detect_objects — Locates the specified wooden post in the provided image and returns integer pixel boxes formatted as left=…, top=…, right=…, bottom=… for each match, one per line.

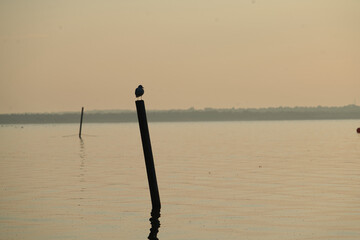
left=136, top=100, right=161, bottom=210
left=79, top=107, right=84, bottom=139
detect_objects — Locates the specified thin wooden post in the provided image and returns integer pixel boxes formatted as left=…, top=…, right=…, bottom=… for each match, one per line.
left=136, top=100, right=161, bottom=210
left=79, top=107, right=84, bottom=139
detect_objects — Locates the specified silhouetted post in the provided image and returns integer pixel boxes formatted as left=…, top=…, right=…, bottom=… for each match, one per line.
left=136, top=100, right=161, bottom=210
left=79, top=107, right=84, bottom=139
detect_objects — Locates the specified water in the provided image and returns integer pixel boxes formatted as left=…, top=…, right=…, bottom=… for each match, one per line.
left=0, top=120, right=359, bottom=239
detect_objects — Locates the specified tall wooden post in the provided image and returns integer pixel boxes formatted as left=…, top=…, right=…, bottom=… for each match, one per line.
left=136, top=100, right=161, bottom=210
left=79, top=107, right=84, bottom=139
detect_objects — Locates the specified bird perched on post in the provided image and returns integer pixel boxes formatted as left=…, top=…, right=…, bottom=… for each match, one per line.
left=135, top=85, right=144, bottom=99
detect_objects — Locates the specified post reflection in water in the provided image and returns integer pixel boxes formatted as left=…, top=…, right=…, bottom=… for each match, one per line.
left=79, top=139, right=86, bottom=176
left=79, top=139, right=86, bottom=201
left=148, top=208, right=161, bottom=240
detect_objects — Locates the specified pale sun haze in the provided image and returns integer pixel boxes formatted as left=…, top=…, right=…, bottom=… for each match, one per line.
left=0, top=0, right=359, bottom=113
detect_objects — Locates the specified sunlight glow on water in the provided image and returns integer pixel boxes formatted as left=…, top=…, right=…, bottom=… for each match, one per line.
left=1, top=121, right=359, bottom=239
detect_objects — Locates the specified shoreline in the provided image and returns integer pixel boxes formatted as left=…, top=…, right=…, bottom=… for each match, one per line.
left=1, top=105, right=360, bottom=124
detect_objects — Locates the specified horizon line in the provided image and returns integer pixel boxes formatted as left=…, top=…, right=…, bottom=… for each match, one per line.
left=1, top=104, right=359, bottom=115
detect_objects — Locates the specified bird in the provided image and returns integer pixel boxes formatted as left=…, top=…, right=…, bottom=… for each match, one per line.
left=135, top=85, right=144, bottom=99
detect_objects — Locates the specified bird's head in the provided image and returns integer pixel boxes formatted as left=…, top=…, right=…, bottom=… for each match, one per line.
left=138, top=85, right=144, bottom=89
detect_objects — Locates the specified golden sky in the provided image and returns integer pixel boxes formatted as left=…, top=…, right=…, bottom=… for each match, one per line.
left=0, top=0, right=359, bottom=113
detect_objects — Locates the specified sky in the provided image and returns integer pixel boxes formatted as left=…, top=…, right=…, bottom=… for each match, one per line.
left=0, top=0, right=359, bottom=113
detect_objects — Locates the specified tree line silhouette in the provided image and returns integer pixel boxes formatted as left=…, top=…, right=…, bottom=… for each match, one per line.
left=1, top=105, right=360, bottom=124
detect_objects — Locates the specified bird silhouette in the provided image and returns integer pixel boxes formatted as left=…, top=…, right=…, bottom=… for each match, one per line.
left=135, top=85, right=144, bottom=99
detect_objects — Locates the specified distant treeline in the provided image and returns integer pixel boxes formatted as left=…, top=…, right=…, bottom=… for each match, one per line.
left=1, top=105, right=360, bottom=124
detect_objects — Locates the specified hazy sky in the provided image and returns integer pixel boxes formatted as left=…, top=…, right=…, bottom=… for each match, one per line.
left=1, top=0, right=359, bottom=113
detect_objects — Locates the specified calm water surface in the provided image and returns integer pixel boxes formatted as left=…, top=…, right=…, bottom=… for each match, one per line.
left=0, top=121, right=359, bottom=239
